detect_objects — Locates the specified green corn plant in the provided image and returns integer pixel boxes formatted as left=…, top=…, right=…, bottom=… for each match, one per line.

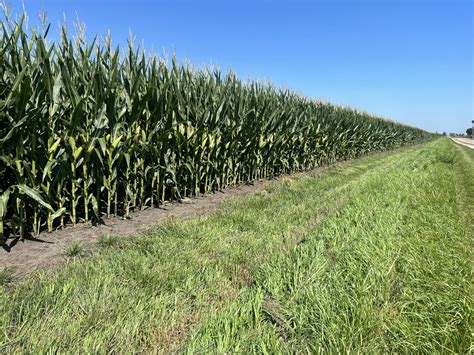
left=0, top=9, right=436, bottom=239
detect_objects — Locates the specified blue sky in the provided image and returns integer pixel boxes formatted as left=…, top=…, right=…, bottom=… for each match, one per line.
left=7, top=0, right=473, bottom=133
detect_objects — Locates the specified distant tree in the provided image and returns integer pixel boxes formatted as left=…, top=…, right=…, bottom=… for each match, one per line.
left=442, top=132, right=447, bottom=136
left=467, top=127, right=473, bottom=136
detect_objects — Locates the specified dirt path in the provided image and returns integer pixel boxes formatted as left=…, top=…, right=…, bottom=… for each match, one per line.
left=451, top=137, right=474, bottom=149
left=1, top=169, right=327, bottom=281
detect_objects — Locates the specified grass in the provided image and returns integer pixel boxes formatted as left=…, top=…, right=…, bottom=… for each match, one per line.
left=0, top=138, right=471, bottom=353
left=186, top=139, right=473, bottom=353
left=97, top=234, right=120, bottom=249
left=64, top=241, right=85, bottom=258
left=0, top=269, right=13, bottom=287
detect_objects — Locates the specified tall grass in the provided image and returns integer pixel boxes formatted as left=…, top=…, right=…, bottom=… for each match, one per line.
left=0, top=8, right=435, bottom=239
left=185, top=139, right=472, bottom=353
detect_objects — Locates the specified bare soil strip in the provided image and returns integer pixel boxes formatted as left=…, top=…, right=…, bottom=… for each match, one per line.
left=1, top=168, right=327, bottom=280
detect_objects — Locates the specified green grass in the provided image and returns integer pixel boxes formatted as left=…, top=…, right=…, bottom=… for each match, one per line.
left=0, top=139, right=471, bottom=353
left=97, top=234, right=120, bottom=249
left=0, top=269, right=13, bottom=287
left=187, top=139, right=473, bottom=353
left=64, top=241, right=85, bottom=258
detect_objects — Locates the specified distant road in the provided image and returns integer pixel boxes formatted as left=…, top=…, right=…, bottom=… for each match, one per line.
left=451, top=137, right=474, bottom=149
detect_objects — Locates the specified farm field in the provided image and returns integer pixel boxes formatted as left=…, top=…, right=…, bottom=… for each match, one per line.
left=0, top=138, right=471, bottom=353
left=0, top=12, right=433, bottom=241
left=1, top=6, right=472, bottom=353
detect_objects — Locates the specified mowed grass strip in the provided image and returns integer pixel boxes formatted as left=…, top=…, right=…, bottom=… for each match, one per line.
left=185, top=138, right=472, bottom=353
left=0, top=145, right=422, bottom=353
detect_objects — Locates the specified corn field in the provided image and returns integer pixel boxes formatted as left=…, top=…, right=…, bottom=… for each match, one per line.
left=0, top=12, right=434, bottom=240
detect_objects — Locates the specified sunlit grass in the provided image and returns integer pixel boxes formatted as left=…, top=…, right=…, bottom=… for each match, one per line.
left=186, top=139, right=472, bottom=353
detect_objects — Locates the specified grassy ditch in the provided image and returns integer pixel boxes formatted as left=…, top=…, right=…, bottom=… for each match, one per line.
left=186, top=138, right=473, bottom=353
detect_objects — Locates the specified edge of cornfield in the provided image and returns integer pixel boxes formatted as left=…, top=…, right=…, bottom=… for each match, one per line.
left=0, top=142, right=431, bottom=283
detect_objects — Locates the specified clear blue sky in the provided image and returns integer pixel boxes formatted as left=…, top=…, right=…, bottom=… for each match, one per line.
left=7, top=0, right=473, bottom=133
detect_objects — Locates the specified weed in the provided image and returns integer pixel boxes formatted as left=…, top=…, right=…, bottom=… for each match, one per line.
left=0, top=268, right=14, bottom=287
left=97, top=235, right=119, bottom=249
left=65, top=242, right=84, bottom=258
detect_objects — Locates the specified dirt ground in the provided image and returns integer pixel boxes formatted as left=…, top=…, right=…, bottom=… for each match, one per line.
left=452, top=137, right=474, bottom=149
left=0, top=169, right=325, bottom=282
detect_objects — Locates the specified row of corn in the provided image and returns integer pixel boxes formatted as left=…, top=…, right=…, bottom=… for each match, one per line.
left=0, top=13, right=435, bottom=240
